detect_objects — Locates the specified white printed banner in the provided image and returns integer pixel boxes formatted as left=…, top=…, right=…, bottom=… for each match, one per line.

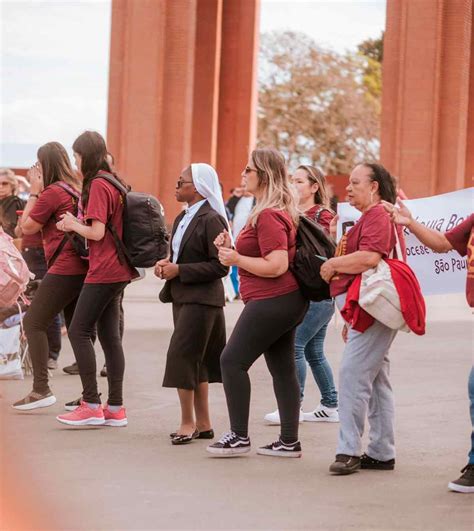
left=337, top=187, right=473, bottom=296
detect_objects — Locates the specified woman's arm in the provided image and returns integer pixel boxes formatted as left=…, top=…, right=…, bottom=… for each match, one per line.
left=57, top=212, right=105, bottom=241
left=320, top=251, right=382, bottom=282
left=382, top=199, right=452, bottom=253
left=21, top=196, right=43, bottom=235
left=218, top=247, right=289, bottom=278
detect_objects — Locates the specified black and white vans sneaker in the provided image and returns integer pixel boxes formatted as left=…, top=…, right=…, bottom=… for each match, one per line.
left=257, top=438, right=302, bottom=458
left=206, top=431, right=251, bottom=456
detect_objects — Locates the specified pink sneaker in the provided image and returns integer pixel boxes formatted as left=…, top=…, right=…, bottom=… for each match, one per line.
left=103, top=405, right=128, bottom=427
left=56, top=401, right=105, bottom=426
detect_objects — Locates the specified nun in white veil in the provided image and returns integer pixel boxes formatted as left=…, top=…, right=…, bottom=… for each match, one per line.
left=156, top=162, right=230, bottom=445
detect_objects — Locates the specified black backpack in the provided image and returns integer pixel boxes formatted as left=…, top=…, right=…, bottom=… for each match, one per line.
left=290, top=214, right=336, bottom=301
left=98, top=172, right=169, bottom=268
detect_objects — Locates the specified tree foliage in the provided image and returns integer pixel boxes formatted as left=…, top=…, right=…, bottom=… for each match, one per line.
left=257, top=31, right=382, bottom=175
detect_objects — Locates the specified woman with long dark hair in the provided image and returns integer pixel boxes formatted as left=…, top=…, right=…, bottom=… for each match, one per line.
left=55, top=131, right=136, bottom=427
left=12, top=142, right=87, bottom=410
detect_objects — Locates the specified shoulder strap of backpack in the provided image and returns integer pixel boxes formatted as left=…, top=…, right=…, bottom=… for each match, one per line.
left=314, top=206, right=331, bottom=223
left=96, top=172, right=130, bottom=195
left=93, top=173, right=133, bottom=267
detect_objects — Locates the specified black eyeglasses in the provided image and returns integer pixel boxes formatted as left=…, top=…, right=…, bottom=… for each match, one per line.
left=176, top=179, right=193, bottom=188
left=244, top=166, right=258, bottom=174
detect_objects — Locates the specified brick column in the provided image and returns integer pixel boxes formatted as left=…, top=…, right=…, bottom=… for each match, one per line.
left=107, top=0, right=259, bottom=219
left=216, top=0, right=260, bottom=194
left=381, top=0, right=473, bottom=198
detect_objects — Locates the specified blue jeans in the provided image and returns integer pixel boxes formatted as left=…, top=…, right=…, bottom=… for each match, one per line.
left=294, top=299, right=338, bottom=408
left=230, top=266, right=239, bottom=295
left=469, top=366, right=474, bottom=464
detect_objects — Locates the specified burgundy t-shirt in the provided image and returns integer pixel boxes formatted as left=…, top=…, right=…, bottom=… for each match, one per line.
left=29, top=185, right=88, bottom=276
left=84, top=176, right=136, bottom=284
left=445, top=213, right=474, bottom=307
left=21, top=231, right=43, bottom=250
left=330, top=203, right=405, bottom=297
left=236, top=208, right=299, bottom=303
left=305, top=205, right=334, bottom=234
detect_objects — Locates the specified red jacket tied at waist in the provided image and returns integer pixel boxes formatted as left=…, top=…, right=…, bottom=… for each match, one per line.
left=340, top=259, right=426, bottom=335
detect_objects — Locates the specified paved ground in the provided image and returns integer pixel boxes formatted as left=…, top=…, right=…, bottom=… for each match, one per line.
left=1, top=273, right=473, bottom=530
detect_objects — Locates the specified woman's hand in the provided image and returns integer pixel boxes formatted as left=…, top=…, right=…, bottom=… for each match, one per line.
left=214, top=229, right=232, bottom=249
left=381, top=199, right=412, bottom=227
left=155, top=258, right=178, bottom=280
left=56, top=212, right=79, bottom=232
left=320, top=258, right=337, bottom=283
left=329, top=214, right=338, bottom=240
left=218, top=247, right=240, bottom=267
left=27, top=163, right=44, bottom=195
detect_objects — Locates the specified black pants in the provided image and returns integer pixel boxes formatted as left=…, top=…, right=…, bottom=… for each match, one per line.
left=22, top=247, right=62, bottom=359
left=23, top=274, right=86, bottom=394
left=68, top=282, right=128, bottom=406
left=220, top=290, right=308, bottom=442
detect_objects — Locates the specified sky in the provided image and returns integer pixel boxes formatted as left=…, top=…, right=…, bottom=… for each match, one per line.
left=0, top=0, right=386, bottom=167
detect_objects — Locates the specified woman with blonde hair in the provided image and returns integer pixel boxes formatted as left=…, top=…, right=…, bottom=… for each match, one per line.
left=0, top=168, right=24, bottom=237
left=264, top=164, right=339, bottom=425
left=207, top=147, right=308, bottom=458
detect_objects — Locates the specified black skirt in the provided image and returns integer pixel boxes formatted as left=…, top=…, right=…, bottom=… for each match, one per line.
left=162, top=303, right=225, bottom=389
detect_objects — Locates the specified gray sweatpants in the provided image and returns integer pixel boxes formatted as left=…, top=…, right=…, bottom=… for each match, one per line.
left=336, top=295, right=398, bottom=461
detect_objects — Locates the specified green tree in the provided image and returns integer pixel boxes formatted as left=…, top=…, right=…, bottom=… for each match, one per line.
left=257, top=31, right=381, bottom=175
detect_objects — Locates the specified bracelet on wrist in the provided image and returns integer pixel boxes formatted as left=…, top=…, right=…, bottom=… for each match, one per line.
left=30, top=193, right=39, bottom=199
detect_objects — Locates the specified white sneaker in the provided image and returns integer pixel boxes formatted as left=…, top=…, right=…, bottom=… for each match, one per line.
left=263, top=408, right=304, bottom=425
left=303, top=404, right=339, bottom=422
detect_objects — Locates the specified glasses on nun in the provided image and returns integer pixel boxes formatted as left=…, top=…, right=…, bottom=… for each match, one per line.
left=176, top=178, right=193, bottom=188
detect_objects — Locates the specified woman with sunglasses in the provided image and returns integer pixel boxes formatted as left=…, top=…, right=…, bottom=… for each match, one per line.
left=156, top=164, right=229, bottom=445
left=0, top=169, right=24, bottom=237
left=207, top=148, right=308, bottom=458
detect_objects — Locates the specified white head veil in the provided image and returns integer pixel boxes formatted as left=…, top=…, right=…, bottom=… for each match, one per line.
left=191, top=163, right=230, bottom=231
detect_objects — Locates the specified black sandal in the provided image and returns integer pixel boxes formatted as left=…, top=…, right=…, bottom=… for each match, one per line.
left=169, top=429, right=214, bottom=439
left=171, top=429, right=199, bottom=445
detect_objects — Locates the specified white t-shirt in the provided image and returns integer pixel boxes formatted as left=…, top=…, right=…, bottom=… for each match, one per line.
left=232, top=196, right=254, bottom=239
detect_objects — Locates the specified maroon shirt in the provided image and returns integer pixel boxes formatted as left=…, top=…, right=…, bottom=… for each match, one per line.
left=445, top=213, right=474, bottom=307
left=236, top=209, right=299, bottom=303
left=330, top=203, right=405, bottom=297
left=84, top=176, right=136, bottom=284
left=29, top=185, right=88, bottom=276
left=305, top=205, right=334, bottom=234
left=21, top=230, right=43, bottom=250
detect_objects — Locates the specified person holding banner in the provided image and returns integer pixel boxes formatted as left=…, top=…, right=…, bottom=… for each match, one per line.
left=320, top=163, right=404, bottom=475
left=383, top=199, right=474, bottom=494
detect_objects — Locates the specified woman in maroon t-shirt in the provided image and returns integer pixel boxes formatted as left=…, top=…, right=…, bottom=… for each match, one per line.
left=206, top=148, right=308, bottom=458
left=320, top=163, right=402, bottom=475
left=264, top=165, right=339, bottom=425
left=56, top=131, right=135, bottom=428
left=12, top=142, right=87, bottom=411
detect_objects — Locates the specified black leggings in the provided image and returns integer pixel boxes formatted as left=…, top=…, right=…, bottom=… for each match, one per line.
left=24, top=274, right=86, bottom=395
left=220, top=290, right=308, bottom=442
left=68, top=282, right=128, bottom=406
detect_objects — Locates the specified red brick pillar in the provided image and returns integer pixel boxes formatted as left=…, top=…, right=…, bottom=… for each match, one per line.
left=381, top=0, right=473, bottom=197
left=216, top=0, right=260, bottom=195
left=107, top=0, right=260, bottom=219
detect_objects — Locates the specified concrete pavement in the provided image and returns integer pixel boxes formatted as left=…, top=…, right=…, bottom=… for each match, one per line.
left=1, top=273, right=473, bottom=530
